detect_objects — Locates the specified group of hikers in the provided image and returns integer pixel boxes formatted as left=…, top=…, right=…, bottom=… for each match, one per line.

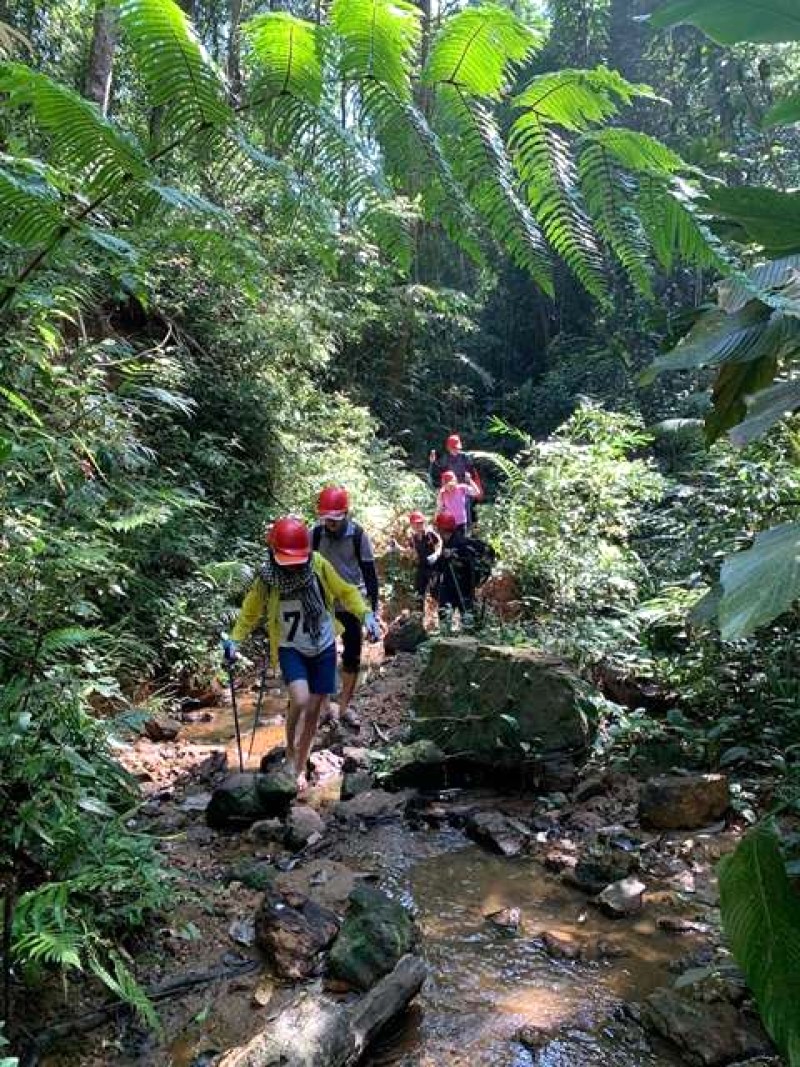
left=222, top=432, right=492, bottom=790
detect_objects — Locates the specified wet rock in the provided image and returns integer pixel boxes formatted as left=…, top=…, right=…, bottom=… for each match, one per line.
left=566, top=809, right=610, bottom=835
left=383, top=611, right=429, bottom=655
left=412, top=638, right=593, bottom=759
left=567, top=850, right=632, bottom=895
left=328, top=885, right=416, bottom=991
left=225, top=859, right=275, bottom=892
left=334, top=789, right=414, bottom=824
left=248, top=817, right=285, bottom=844
left=341, top=771, right=375, bottom=800
left=541, top=758, right=579, bottom=792
left=540, top=930, right=580, bottom=960
left=309, top=748, right=343, bottom=780
left=382, top=740, right=447, bottom=790
left=484, top=907, right=522, bottom=933
left=543, top=845, right=577, bottom=874
left=180, top=791, right=212, bottom=813
left=206, top=770, right=297, bottom=829
left=259, top=747, right=288, bottom=773
left=657, top=916, right=712, bottom=935
left=144, top=714, right=182, bottom=742
left=517, top=1024, right=556, bottom=1051
left=185, top=825, right=215, bottom=846
left=277, top=859, right=362, bottom=912
left=255, top=888, right=339, bottom=980
left=595, top=876, right=646, bottom=918
left=595, top=661, right=678, bottom=714
left=573, top=774, right=608, bottom=803
left=285, top=804, right=325, bottom=851
left=640, top=774, right=730, bottom=831
left=641, top=987, right=773, bottom=1065
left=466, top=811, right=530, bottom=857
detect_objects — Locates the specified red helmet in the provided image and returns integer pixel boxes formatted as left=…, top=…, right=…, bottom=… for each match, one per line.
left=269, top=516, right=311, bottom=565
left=435, top=511, right=457, bottom=532
left=409, top=510, right=425, bottom=525
left=445, top=433, right=462, bottom=451
left=317, top=485, right=349, bottom=520
left=440, top=470, right=457, bottom=486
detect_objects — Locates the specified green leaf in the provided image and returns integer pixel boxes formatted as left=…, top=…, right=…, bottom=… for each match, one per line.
left=705, top=353, right=778, bottom=443
left=0, top=162, right=65, bottom=247
left=514, top=66, right=655, bottom=133
left=705, top=187, right=800, bottom=255
left=424, top=3, right=541, bottom=99
left=729, top=379, right=800, bottom=446
left=41, top=627, right=97, bottom=655
left=764, top=92, right=800, bottom=128
left=649, top=0, right=800, bottom=45
left=118, top=0, right=232, bottom=134
left=244, top=13, right=323, bottom=107
left=719, top=824, right=800, bottom=1063
left=0, top=385, right=43, bottom=427
left=77, top=795, right=116, bottom=817
left=331, top=0, right=420, bottom=100
left=717, top=521, right=800, bottom=639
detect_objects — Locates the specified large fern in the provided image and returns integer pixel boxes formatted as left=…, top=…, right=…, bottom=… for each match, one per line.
left=0, top=160, right=65, bottom=247
left=331, top=0, right=420, bottom=99
left=719, top=823, right=800, bottom=1065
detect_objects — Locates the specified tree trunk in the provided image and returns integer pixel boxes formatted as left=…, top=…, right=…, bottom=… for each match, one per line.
left=227, top=0, right=244, bottom=100
left=217, top=955, right=427, bottom=1067
left=84, top=3, right=118, bottom=115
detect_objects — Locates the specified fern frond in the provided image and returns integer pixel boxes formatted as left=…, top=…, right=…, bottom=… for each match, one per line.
left=0, top=162, right=65, bottom=247
left=434, top=86, right=553, bottom=293
left=118, top=0, right=232, bottom=135
left=637, top=175, right=730, bottom=273
left=510, top=114, right=606, bottom=299
left=14, top=927, right=83, bottom=971
left=514, top=66, right=655, bottom=132
left=423, top=3, right=542, bottom=99
left=244, top=13, right=324, bottom=107
left=0, top=19, right=30, bottom=57
left=585, top=127, right=685, bottom=175
left=579, top=140, right=653, bottom=296
left=89, top=949, right=160, bottom=1030
left=0, top=64, right=150, bottom=198
left=331, top=0, right=420, bottom=99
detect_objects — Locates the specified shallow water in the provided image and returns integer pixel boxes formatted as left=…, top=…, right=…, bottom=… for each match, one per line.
left=360, top=838, right=689, bottom=1066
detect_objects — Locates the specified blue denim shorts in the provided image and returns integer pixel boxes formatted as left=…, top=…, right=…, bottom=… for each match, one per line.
left=278, top=643, right=337, bottom=695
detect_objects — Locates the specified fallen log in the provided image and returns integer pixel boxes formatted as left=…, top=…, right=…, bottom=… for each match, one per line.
left=217, top=954, right=427, bottom=1067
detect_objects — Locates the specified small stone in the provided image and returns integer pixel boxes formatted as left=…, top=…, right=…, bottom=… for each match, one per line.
left=383, top=612, right=429, bottom=655
left=341, top=771, right=375, bottom=800
left=595, top=876, right=646, bottom=918
left=656, top=916, right=712, bottom=935
left=466, top=811, right=530, bottom=857
left=540, top=930, right=580, bottom=960
left=144, top=714, right=182, bottom=742
left=484, top=907, right=522, bottom=932
left=285, top=805, right=325, bottom=851
left=248, top=817, right=285, bottom=844
left=251, top=978, right=275, bottom=1008
left=516, top=1024, right=553, bottom=1051
left=228, top=918, right=256, bottom=947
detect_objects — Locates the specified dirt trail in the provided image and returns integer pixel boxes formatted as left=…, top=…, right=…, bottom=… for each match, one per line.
left=31, top=644, right=771, bottom=1067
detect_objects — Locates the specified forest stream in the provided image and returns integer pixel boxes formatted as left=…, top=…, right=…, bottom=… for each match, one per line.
left=30, top=646, right=765, bottom=1067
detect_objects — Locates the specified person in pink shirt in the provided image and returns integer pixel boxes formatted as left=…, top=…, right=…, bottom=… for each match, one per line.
left=436, top=470, right=480, bottom=534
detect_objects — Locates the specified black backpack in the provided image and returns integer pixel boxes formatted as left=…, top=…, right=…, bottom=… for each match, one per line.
left=462, top=537, right=496, bottom=587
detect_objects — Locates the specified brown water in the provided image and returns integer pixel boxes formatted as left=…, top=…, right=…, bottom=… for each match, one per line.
left=360, top=837, right=690, bottom=1066
left=182, top=687, right=288, bottom=769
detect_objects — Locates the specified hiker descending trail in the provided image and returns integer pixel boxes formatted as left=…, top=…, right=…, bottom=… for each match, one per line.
left=224, top=515, right=378, bottom=791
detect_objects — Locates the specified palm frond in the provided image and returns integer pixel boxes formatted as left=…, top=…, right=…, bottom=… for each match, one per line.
left=118, top=0, right=232, bottom=135
left=423, top=2, right=542, bottom=99
left=331, top=0, right=420, bottom=99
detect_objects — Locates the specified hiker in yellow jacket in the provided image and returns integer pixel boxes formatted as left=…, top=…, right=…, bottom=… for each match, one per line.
left=223, top=516, right=379, bottom=791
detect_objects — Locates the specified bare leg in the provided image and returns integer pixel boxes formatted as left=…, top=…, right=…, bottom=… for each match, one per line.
left=338, top=670, right=358, bottom=718
left=285, top=679, right=310, bottom=773
left=294, top=694, right=324, bottom=790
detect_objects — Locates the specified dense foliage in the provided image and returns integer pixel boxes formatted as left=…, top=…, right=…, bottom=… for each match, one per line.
left=2, top=0, right=800, bottom=1059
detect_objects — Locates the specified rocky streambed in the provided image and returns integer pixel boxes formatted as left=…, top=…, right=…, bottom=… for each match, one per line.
left=31, top=641, right=783, bottom=1067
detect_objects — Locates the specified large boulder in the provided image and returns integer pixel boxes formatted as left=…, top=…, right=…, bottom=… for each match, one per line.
left=412, top=638, right=593, bottom=758
left=328, top=885, right=416, bottom=990
left=206, top=769, right=297, bottom=829
left=639, top=774, right=730, bottom=831
left=382, top=740, right=448, bottom=791
left=641, top=987, right=773, bottom=1065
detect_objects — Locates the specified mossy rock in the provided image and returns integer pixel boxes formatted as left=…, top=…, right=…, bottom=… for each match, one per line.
left=381, top=740, right=448, bottom=790
left=206, top=770, right=297, bottom=829
left=327, top=885, right=416, bottom=991
left=412, top=638, right=592, bottom=760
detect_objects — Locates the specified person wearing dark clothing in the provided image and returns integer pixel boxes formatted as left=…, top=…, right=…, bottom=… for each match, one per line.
left=408, top=510, right=442, bottom=603
left=312, top=485, right=380, bottom=728
left=433, top=511, right=475, bottom=624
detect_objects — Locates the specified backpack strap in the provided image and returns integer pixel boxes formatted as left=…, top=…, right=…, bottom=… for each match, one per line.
left=351, top=521, right=364, bottom=565
left=312, top=525, right=322, bottom=551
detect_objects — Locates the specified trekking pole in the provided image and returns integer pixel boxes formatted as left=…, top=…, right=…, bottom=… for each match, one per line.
left=226, top=661, right=245, bottom=773
left=247, top=636, right=270, bottom=760
left=446, top=557, right=468, bottom=616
